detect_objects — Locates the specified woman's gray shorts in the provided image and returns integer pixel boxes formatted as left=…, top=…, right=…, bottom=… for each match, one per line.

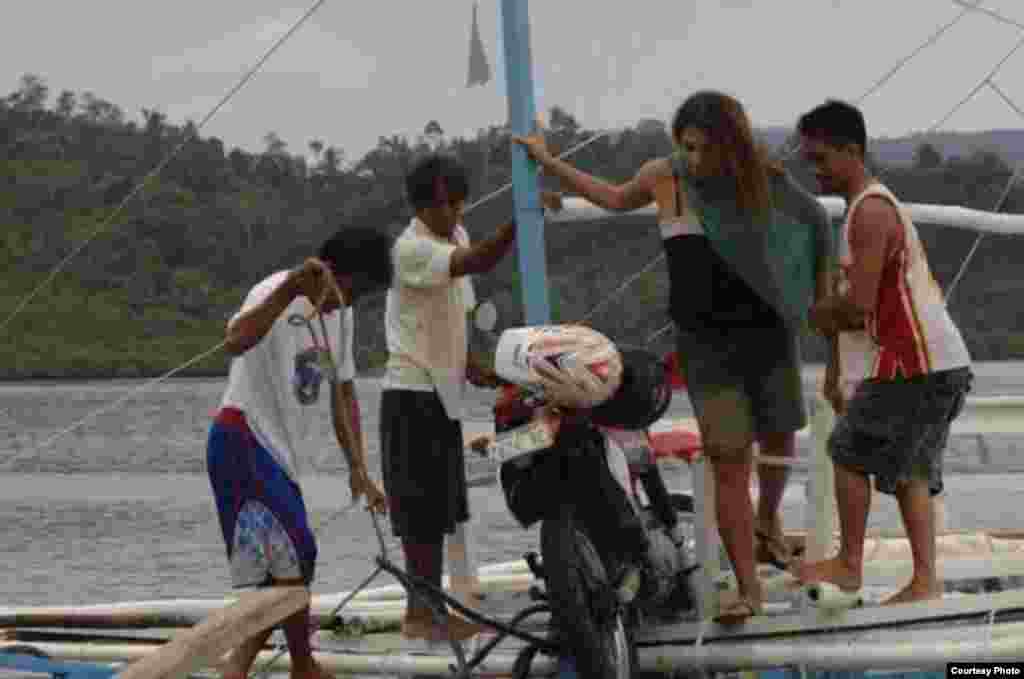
left=677, top=324, right=807, bottom=461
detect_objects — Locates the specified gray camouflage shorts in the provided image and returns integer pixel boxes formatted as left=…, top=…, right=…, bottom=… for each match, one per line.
left=828, top=367, right=972, bottom=496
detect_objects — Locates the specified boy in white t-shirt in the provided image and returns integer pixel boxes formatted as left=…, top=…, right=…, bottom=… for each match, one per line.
left=381, top=154, right=516, bottom=642
left=208, top=227, right=391, bottom=679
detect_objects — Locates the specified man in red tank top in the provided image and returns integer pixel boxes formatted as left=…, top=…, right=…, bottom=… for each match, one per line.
left=794, top=100, right=972, bottom=605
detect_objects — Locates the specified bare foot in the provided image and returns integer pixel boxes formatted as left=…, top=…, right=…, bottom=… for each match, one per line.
left=219, top=657, right=247, bottom=679
left=795, top=557, right=861, bottom=593
left=714, top=592, right=761, bottom=625
left=289, top=659, right=335, bottom=679
left=445, top=614, right=488, bottom=641
left=755, top=529, right=795, bottom=570
left=401, top=613, right=486, bottom=643
left=881, top=581, right=942, bottom=605
left=449, top=574, right=487, bottom=606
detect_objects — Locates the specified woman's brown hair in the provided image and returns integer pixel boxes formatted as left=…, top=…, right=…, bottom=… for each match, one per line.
left=671, top=90, right=781, bottom=216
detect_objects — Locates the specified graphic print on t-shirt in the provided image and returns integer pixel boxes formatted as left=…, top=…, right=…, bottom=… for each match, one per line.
left=292, top=345, right=325, bottom=405
left=289, top=313, right=334, bottom=406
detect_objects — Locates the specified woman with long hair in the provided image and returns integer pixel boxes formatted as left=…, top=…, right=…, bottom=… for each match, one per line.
left=514, top=90, right=834, bottom=623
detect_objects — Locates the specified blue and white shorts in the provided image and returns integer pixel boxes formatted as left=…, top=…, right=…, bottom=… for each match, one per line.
left=207, top=408, right=317, bottom=587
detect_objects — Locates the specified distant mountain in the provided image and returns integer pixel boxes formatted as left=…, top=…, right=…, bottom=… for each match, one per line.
left=757, top=126, right=1024, bottom=166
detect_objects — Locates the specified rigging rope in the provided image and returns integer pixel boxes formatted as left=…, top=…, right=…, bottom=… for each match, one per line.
left=946, top=155, right=1024, bottom=303
left=955, top=0, right=1024, bottom=32
left=32, top=341, right=227, bottom=452
left=465, top=127, right=617, bottom=214
left=0, top=0, right=330, bottom=336
left=0, top=339, right=226, bottom=471
left=640, top=2, right=1024, bottom=345
left=945, top=77, right=1024, bottom=303
left=929, top=34, right=1024, bottom=132
left=837, top=3, right=980, bottom=105
left=18, top=130, right=619, bottom=456
left=6, top=7, right=1024, bottom=665
left=11, top=6, right=1024, bottom=670
left=14, top=0, right=1024, bottom=452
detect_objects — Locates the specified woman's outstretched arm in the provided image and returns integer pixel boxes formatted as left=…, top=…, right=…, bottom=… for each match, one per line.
left=513, top=132, right=661, bottom=212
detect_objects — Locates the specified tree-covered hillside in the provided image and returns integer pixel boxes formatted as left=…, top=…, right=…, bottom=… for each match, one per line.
left=3, top=73, right=1024, bottom=379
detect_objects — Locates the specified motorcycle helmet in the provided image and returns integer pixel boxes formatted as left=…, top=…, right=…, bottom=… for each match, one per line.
left=493, top=325, right=623, bottom=409
left=591, top=346, right=672, bottom=430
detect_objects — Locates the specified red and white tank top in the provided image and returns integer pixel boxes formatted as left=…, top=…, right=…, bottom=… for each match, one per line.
left=837, top=182, right=970, bottom=385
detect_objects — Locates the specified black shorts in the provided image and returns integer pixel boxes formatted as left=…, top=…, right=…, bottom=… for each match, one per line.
left=828, top=367, right=972, bottom=496
left=379, top=389, right=469, bottom=542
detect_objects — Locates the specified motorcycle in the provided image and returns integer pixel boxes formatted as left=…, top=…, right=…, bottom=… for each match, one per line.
left=471, top=313, right=699, bottom=679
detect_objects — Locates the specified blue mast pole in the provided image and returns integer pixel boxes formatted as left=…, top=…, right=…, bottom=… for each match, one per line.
left=500, top=0, right=551, bottom=325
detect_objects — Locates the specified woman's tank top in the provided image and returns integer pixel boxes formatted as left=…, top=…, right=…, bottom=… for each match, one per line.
left=661, top=162, right=780, bottom=330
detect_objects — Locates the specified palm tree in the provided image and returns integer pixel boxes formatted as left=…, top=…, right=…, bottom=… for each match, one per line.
left=308, top=139, right=325, bottom=164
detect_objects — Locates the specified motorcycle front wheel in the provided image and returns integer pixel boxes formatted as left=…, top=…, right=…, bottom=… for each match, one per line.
left=540, top=505, right=634, bottom=679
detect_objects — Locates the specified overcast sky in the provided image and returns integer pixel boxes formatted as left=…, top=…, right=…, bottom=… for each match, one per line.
left=4, top=0, right=1024, bottom=161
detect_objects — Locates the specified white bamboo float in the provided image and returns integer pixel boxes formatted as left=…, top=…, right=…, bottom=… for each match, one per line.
left=805, top=583, right=864, bottom=610
left=653, top=396, right=1024, bottom=470
left=6, top=531, right=1024, bottom=630
left=11, top=529, right=1024, bottom=609
left=7, top=619, right=1024, bottom=676
left=547, top=196, right=1024, bottom=235
left=636, top=631, right=1024, bottom=672
left=0, top=570, right=539, bottom=630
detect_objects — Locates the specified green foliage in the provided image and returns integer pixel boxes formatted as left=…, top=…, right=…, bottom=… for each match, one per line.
left=914, top=142, right=943, bottom=170
left=3, top=71, right=1024, bottom=379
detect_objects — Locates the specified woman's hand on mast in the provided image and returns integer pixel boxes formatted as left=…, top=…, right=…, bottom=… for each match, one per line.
left=512, top=132, right=554, bottom=166
left=541, top=190, right=564, bottom=212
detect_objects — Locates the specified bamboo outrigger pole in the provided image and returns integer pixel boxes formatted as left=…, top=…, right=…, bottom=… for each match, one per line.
left=500, top=0, right=551, bottom=325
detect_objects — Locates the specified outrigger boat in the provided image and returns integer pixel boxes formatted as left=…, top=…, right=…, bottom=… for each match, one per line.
left=6, top=388, right=1024, bottom=678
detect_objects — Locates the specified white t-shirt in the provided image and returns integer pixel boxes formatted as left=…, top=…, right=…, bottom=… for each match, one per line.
left=220, top=270, right=355, bottom=481
left=385, top=218, right=476, bottom=421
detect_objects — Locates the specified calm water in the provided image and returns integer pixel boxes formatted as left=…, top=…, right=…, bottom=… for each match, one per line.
left=1, top=364, right=1023, bottom=607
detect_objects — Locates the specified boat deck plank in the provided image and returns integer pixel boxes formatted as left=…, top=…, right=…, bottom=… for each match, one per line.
left=635, top=588, right=1024, bottom=645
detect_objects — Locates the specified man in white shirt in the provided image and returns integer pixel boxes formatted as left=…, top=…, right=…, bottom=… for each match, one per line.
left=381, top=154, right=515, bottom=642
left=208, top=226, right=391, bottom=679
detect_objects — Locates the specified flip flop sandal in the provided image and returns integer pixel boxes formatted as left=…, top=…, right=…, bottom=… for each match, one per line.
left=755, top=530, right=795, bottom=570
